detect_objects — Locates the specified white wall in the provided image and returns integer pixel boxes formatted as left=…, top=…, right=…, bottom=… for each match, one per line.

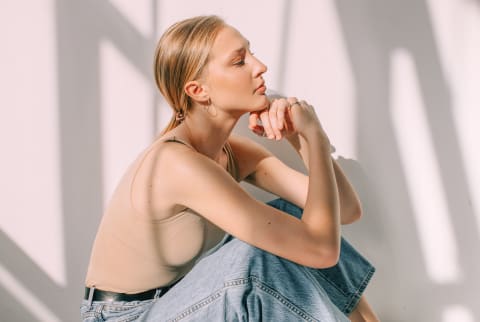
left=1, top=0, right=479, bottom=321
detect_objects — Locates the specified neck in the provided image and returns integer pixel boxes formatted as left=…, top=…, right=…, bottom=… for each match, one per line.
left=176, top=107, right=240, bottom=160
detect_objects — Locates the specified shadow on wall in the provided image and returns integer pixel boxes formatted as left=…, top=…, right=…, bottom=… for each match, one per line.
left=334, top=0, right=479, bottom=321
left=240, top=0, right=479, bottom=320
left=1, top=0, right=478, bottom=321
left=1, top=0, right=158, bottom=320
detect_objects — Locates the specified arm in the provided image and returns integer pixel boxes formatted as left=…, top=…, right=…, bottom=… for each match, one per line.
left=246, top=98, right=361, bottom=224
left=299, top=123, right=340, bottom=253
left=153, top=113, right=341, bottom=269
left=230, top=136, right=360, bottom=224
left=285, top=132, right=362, bottom=224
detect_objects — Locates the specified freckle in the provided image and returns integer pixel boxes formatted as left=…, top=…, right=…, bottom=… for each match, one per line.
left=267, top=221, right=271, bottom=225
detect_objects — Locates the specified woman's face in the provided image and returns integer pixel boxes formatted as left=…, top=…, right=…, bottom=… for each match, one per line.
left=202, top=26, right=269, bottom=114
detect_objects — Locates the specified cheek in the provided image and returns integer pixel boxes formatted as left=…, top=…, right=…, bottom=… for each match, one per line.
left=211, top=73, right=250, bottom=99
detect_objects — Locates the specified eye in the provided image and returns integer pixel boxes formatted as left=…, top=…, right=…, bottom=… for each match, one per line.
left=234, top=59, right=245, bottom=66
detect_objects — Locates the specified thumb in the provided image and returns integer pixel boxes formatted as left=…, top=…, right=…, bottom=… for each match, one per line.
left=248, top=112, right=260, bottom=130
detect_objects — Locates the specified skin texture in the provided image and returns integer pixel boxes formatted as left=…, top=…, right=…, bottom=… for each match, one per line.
left=155, top=25, right=378, bottom=320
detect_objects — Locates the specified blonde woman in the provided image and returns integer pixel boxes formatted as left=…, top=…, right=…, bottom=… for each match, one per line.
left=81, top=15, right=379, bottom=321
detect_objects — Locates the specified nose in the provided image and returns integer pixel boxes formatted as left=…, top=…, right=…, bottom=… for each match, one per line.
left=252, top=56, right=267, bottom=77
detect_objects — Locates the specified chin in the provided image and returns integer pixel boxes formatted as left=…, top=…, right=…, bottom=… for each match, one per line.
left=253, top=97, right=269, bottom=110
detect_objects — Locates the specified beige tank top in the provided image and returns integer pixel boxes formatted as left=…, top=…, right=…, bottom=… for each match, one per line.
left=85, top=138, right=239, bottom=293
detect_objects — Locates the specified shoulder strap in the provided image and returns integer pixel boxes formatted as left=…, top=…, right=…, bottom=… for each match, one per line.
left=163, top=136, right=196, bottom=151
left=164, top=136, right=239, bottom=181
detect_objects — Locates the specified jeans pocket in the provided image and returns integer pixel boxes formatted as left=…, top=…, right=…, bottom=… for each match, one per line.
left=100, top=300, right=153, bottom=322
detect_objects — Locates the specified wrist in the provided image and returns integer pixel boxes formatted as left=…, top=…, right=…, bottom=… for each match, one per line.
left=301, top=127, right=330, bottom=148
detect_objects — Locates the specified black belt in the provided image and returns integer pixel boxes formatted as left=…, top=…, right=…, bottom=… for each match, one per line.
left=84, top=279, right=181, bottom=302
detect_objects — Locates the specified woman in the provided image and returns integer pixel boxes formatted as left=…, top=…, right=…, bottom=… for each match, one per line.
left=81, top=15, right=379, bottom=321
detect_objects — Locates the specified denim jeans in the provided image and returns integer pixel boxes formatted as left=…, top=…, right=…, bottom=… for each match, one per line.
left=80, top=199, right=375, bottom=321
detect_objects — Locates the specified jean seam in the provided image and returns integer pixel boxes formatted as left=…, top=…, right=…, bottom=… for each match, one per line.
left=167, top=275, right=319, bottom=322
left=341, top=266, right=376, bottom=315
left=167, top=290, right=223, bottom=321
left=101, top=300, right=153, bottom=311
left=246, top=276, right=320, bottom=322
left=308, top=268, right=350, bottom=297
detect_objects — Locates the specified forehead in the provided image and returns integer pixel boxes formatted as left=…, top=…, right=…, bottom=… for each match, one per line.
left=209, top=26, right=248, bottom=60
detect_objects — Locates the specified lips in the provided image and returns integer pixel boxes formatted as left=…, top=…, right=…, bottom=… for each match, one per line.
left=255, top=82, right=266, bottom=94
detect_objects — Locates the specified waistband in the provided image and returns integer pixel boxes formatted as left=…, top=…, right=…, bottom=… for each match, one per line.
left=84, top=279, right=182, bottom=303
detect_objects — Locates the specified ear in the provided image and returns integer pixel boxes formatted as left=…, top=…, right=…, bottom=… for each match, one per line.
left=184, top=80, right=209, bottom=104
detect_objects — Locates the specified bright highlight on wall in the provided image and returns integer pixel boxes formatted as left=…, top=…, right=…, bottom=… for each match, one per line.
left=100, top=39, right=154, bottom=205
left=0, top=264, right=60, bottom=322
left=1, top=0, right=479, bottom=321
left=0, top=0, right=66, bottom=287
left=390, top=49, right=460, bottom=284
left=443, top=305, right=474, bottom=322
left=427, top=0, right=480, bottom=236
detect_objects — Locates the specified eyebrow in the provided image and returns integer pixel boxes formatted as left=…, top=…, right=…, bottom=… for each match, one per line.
left=228, top=41, right=250, bottom=58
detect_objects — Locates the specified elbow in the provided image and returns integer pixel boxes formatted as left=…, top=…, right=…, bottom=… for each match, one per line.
left=351, top=204, right=363, bottom=222
left=342, top=203, right=363, bottom=225
left=308, top=244, right=341, bottom=269
left=322, top=245, right=341, bottom=268
left=317, top=252, right=340, bottom=269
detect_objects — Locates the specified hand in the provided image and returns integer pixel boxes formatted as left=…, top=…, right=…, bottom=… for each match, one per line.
left=248, top=97, right=324, bottom=140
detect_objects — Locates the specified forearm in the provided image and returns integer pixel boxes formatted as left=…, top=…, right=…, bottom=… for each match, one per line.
left=286, top=133, right=309, bottom=168
left=300, top=130, right=340, bottom=250
left=331, top=159, right=362, bottom=224
left=287, top=134, right=361, bottom=224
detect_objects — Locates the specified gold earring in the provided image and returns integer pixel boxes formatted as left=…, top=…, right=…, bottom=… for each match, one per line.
left=204, top=99, right=217, bottom=117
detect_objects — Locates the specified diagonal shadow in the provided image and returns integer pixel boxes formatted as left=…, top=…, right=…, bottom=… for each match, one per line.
left=0, top=0, right=157, bottom=320
left=56, top=0, right=157, bottom=318
left=334, top=0, right=479, bottom=320
left=0, top=231, right=65, bottom=317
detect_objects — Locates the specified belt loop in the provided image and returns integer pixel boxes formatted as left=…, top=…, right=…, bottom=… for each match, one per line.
left=87, top=287, right=95, bottom=307
left=153, top=288, right=162, bottom=299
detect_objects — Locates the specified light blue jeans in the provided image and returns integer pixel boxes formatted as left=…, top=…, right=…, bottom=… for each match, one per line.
left=80, top=199, right=375, bottom=321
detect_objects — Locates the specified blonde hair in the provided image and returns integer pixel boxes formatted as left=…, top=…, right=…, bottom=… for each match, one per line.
left=153, top=15, right=226, bottom=134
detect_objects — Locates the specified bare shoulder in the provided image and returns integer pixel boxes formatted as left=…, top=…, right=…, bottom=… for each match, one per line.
left=147, top=140, right=239, bottom=204
left=128, top=139, right=227, bottom=216
left=134, top=138, right=336, bottom=268
left=148, top=140, right=224, bottom=188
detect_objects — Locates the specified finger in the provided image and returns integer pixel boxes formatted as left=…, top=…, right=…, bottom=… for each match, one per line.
left=248, top=112, right=266, bottom=136
left=276, top=102, right=287, bottom=131
left=248, top=112, right=260, bottom=130
left=287, top=97, right=298, bottom=106
left=282, top=110, right=293, bottom=133
left=252, top=126, right=265, bottom=137
left=268, top=104, right=283, bottom=140
left=260, top=109, right=275, bottom=139
left=272, top=99, right=291, bottom=139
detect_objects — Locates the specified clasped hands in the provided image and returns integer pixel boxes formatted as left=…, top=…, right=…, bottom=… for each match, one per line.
left=248, top=97, right=321, bottom=141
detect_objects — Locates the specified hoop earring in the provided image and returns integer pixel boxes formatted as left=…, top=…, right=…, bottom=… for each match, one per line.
left=204, top=99, right=217, bottom=117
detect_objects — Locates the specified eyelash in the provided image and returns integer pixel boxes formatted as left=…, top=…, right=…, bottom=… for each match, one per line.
left=234, top=52, right=254, bottom=66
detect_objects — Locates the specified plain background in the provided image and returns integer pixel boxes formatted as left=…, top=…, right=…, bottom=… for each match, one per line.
left=1, top=0, right=479, bottom=321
